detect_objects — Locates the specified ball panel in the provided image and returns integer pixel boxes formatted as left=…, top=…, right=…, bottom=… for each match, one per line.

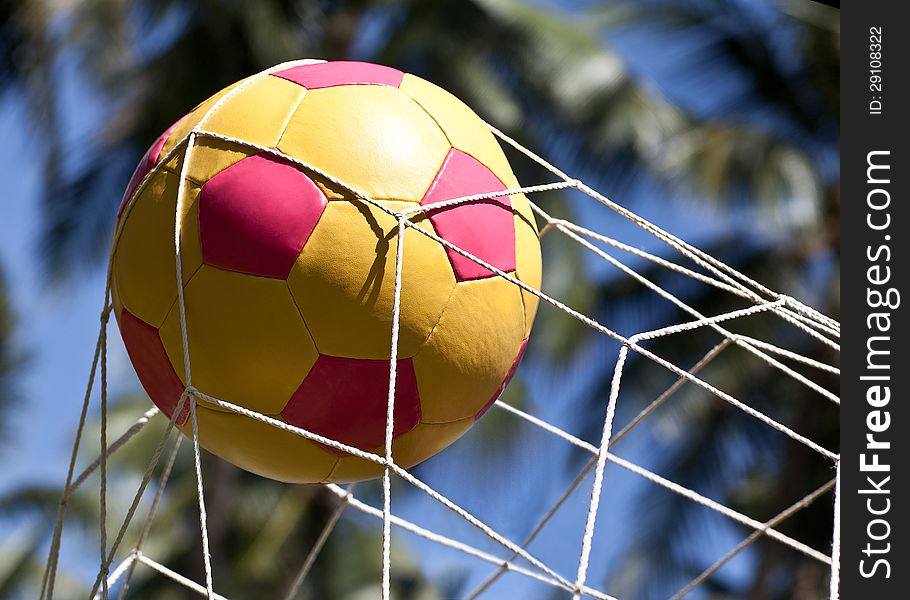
left=287, top=200, right=456, bottom=359
left=413, top=276, right=525, bottom=423
left=160, top=136, right=257, bottom=185
left=421, top=149, right=516, bottom=281
left=118, top=308, right=188, bottom=425
left=272, top=61, right=404, bottom=89
left=112, top=169, right=202, bottom=328
left=474, top=338, right=528, bottom=419
left=117, top=116, right=185, bottom=222
left=198, top=154, right=327, bottom=278
left=390, top=417, right=475, bottom=467
left=281, top=356, right=421, bottom=456
left=277, top=85, right=450, bottom=202
left=194, top=75, right=307, bottom=147
left=322, top=454, right=381, bottom=483
left=110, top=271, right=124, bottom=323
left=399, top=73, right=515, bottom=186
left=509, top=179, right=542, bottom=338
left=180, top=406, right=338, bottom=484
left=158, top=265, right=319, bottom=415
left=158, top=75, right=254, bottom=159
left=179, top=185, right=205, bottom=288
left=324, top=417, right=475, bottom=483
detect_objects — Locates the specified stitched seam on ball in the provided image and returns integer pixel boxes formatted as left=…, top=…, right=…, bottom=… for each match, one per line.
left=405, top=91, right=455, bottom=150
left=319, top=457, right=340, bottom=483
left=399, top=94, right=462, bottom=203
left=416, top=412, right=478, bottom=426
left=274, top=86, right=309, bottom=150
left=285, top=278, right=321, bottom=356
left=517, top=268, right=529, bottom=337
left=404, top=87, right=514, bottom=191
left=157, top=259, right=205, bottom=331
left=409, top=276, right=458, bottom=359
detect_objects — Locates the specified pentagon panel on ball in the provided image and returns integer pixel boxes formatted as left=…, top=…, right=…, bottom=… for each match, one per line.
left=275, top=62, right=449, bottom=203
left=111, top=59, right=542, bottom=484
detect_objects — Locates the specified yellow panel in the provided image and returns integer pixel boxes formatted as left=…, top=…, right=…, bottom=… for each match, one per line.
left=196, top=75, right=306, bottom=147
left=399, top=73, right=515, bottom=186
left=510, top=180, right=542, bottom=338
left=321, top=451, right=381, bottom=483
left=154, top=72, right=302, bottom=181
left=160, top=135, right=256, bottom=186
left=159, top=265, right=319, bottom=415
left=413, top=276, right=525, bottom=423
left=110, top=272, right=123, bottom=322
left=288, top=200, right=456, bottom=359
left=325, top=418, right=474, bottom=483
left=179, top=405, right=337, bottom=484
left=278, top=85, right=450, bottom=202
left=180, top=186, right=204, bottom=287
left=159, top=75, right=254, bottom=159
left=112, top=170, right=203, bottom=328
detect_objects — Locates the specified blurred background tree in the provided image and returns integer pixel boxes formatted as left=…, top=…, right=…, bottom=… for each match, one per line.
left=0, top=0, right=838, bottom=598
left=0, top=277, right=17, bottom=432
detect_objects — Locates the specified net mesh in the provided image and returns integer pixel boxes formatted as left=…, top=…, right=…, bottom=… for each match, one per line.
left=39, top=60, right=841, bottom=600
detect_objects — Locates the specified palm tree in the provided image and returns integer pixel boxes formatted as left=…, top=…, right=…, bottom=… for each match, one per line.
left=0, top=0, right=838, bottom=598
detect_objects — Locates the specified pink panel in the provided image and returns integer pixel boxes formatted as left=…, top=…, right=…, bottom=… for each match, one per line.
left=117, top=117, right=184, bottom=221
left=272, top=61, right=404, bottom=89
left=475, top=339, right=528, bottom=420
left=282, top=355, right=422, bottom=456
left=199, top=153, right=327, bottom=278
left=421, top=149, right=516, bottom=281
left=119, top=309, right=189, bottom=425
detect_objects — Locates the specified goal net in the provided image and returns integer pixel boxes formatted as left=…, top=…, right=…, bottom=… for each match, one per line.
left=39, top=63, right=840, bottom=600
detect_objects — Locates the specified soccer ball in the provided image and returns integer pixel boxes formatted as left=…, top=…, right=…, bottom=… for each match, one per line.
left=111, top=60, right=541, bottom=483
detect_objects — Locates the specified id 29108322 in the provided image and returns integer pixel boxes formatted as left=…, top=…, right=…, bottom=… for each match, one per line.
left=869, top=26, right=883, bottom=115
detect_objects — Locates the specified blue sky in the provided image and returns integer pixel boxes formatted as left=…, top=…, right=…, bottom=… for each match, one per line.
left=0, top=71, right=138, bottom=496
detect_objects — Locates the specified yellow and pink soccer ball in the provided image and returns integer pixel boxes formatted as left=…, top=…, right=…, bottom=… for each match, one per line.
left=111, top=60, right=541, bottom=483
